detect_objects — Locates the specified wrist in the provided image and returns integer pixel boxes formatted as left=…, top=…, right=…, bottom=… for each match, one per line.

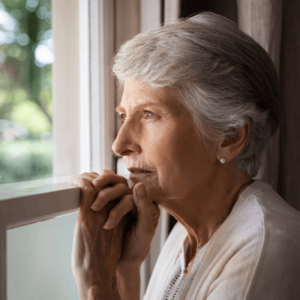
left=117, top=264, right=140, bottom=278
left=75, top=276, right=120, bottom=300
left=88, top=284, right=120, bottom=300
left=116, top=267, right=140, bottom=300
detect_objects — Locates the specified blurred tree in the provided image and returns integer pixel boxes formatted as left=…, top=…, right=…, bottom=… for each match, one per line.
left=0, top=0, right=52, bottom=124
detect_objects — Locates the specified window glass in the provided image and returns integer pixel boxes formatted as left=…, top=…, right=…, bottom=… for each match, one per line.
left=8, top=213, right=79, bottom=300
left=0, top=0, right=53, bottom=184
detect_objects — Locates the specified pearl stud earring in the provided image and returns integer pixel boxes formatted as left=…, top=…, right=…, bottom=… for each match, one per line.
left=220, top=158, right=226, bottom=164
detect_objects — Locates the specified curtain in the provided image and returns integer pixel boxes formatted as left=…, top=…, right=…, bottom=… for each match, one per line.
left=237, top=0, right=300, bottom=209
left=277, top=1, right=300, bottom=209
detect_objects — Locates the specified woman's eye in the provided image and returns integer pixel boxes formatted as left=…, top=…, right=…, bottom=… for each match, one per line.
left=119, top=114, right=127, bottom=124
left=144, top=111, right=156, bottom=119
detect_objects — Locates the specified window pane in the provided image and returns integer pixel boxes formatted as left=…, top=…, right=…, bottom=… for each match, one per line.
left=7, top=213, right=79, bottom=300
left=0, top=0, right=53, bottom=184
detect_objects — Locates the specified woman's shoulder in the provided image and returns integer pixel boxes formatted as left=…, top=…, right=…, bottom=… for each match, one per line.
left=225, top=179, right=300, bottom=252
left=185, top=181, right=300, bottom=300
left=239, top=179, right=300, bottom=235
left=228, top=180, right=300, bottom=299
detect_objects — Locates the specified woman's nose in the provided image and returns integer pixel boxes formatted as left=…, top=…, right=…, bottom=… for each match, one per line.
left=112, top=121, right=141, bottom=157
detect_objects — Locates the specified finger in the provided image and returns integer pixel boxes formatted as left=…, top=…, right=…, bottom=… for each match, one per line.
left=103, top=194, right=136, bottom=230
left=132, top=183, right=160, bottom=235
left=93, top=172, right=128, bottom=188
left=91, top=183, right=132, bottom=211
left=90, top=172, right=100, bottom=176
left=70, top=173, right=104, bottom=195
left=70, top=176, right=75, bottom=185
left=79, top=172, right=99, bottom=182
left=72, top=177, right=97, bottom=211
left=70, top=173, right=99, bottom=185
left=78, top=173, right=104, bottom=193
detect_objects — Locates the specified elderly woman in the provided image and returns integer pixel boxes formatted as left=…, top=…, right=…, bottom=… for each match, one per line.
left=71, top=12, right=300, bottom=300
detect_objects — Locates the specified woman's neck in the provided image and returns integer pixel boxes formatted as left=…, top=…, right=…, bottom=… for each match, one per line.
left=162, top=167, right=253, bottom=264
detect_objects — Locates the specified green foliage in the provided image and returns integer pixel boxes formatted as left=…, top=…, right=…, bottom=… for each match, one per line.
left=0, top=87, right=52, bottom=135
left=0, top=0, right=53, bottom=124
left=0, top=140, right=53, bottom=184
left=0, top=0, right=53, bottom=184
left=12, top=100, right=51, bottom=134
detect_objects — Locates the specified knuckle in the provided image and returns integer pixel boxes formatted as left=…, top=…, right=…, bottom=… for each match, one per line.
left=80, top=178, right=89, bottom=185
left=98, top=189, right=108, bottom=201
left=80, top=180, right=94, bottom=193
left=93, top=175, right=103, bottom=183
left=80, top=172, right=92, bottom=178
left=101, top=169, right=114, bottom=175
left=100, top=169, right=108, bottom=176
left=83, top=185, right=95, bottom=195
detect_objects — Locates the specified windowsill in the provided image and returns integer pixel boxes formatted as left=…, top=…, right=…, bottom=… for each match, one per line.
left=0, top=177, right=80, bottom=229
left=0, top=177, right=74, bottom=199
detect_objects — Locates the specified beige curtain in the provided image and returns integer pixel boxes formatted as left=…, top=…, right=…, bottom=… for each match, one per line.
left=237, top=0, right=282, bottom=194
left=236, top=0, right=300, bottom=209
left=178, top=0, right=300, bottom=209
left=277, top=1, right=300, bottom=209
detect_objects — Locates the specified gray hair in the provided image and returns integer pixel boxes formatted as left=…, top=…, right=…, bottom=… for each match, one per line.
left=113, top=12, right=282, bottom=177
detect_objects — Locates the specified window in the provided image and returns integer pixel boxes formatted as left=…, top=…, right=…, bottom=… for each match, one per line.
left=1, top=0, right=83, bottom=298
left=0, top=0, right=53, bottom=184
left=0, top=1, right=167, bottom=300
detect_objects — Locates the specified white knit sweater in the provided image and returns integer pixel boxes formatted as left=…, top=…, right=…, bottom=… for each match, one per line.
left=143, top=180, right=300, bottom=300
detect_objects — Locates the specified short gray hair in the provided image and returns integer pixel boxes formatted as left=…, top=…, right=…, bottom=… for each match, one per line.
left=113, top=12, right=282, bottom=177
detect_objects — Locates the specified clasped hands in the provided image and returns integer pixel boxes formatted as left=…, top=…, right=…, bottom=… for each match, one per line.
left=70, top=170, right=160, bottom=300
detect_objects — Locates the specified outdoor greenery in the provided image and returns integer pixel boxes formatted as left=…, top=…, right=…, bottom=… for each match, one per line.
left=0, top=0, right=53, bottom=184
left=0, top=139, right=52, bottom=183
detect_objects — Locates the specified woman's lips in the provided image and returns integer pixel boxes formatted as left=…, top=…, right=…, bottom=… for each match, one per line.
left=127, top=167, right=156, bottom=179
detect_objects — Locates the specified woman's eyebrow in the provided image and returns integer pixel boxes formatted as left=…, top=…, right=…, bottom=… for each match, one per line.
left=115, top=102, right=171, bottom=113
left=115, top=106, right=126, bottom=113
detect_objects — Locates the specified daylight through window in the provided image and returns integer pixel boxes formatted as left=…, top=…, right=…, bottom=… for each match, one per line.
left=0, top=0, right=53, bottom=184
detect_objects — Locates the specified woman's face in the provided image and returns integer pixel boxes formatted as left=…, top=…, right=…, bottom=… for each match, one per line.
left=112, top=80, right=218, bottom=205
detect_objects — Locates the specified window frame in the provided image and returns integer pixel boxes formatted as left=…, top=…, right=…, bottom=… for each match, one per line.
left=0, top=179, right=80, bottom=300
left=0, top=1, right=167, bottom=299
left=53, top=0, right=115, bottom=177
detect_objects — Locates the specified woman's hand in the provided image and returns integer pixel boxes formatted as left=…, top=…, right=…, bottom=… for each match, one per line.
left=71, top=173, right=127, bottom=300
left=71, top=170, right=160, bottom=300
left=90, top=170, right=160, bottom=272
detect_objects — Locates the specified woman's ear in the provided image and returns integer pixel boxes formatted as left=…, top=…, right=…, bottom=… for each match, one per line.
left=216, top=116, right=251, bottom=163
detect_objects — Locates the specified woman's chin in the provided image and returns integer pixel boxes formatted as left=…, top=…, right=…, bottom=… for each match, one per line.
left=130, top=175, right=164, bottom=203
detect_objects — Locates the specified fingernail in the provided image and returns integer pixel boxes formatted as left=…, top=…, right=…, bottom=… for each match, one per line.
left=103, top=220, right=113, bottom=230
left=136, top=183, right=146, bottom=197
left=91, top=205, right=98, bottom=211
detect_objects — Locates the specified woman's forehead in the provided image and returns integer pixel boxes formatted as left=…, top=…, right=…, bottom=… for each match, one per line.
left=116, top=80, right=185, bottom=114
